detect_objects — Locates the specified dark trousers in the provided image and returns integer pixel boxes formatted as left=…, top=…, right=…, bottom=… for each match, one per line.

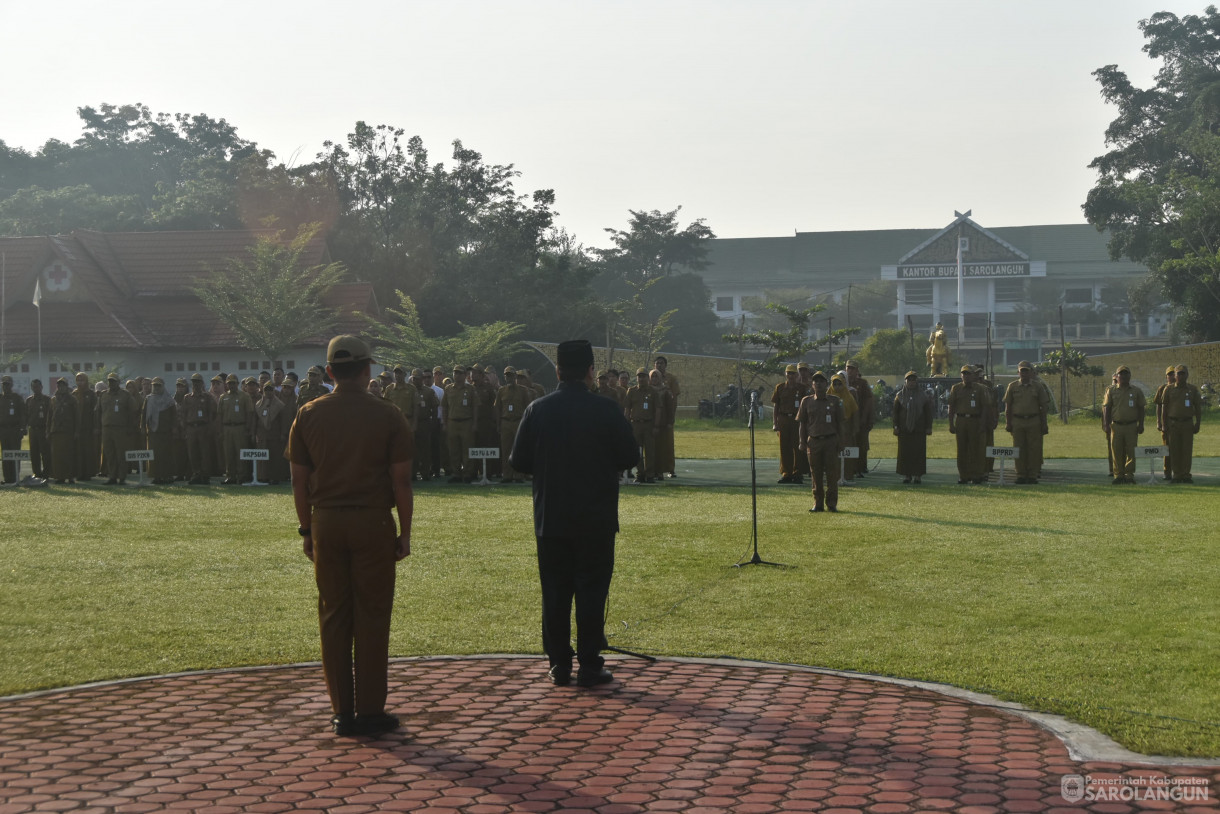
left=313, top=507, right=398, bottom=716
left=28, top=428, right=49, bottom=477
left=808, top=437, right=840, bottom=510
left=536, top=534, right=615, bottom=672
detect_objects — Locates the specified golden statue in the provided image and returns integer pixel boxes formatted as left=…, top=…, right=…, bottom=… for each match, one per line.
left=926, top=322, right=949, bottom=377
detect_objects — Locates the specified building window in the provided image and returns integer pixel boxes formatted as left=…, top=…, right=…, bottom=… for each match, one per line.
left=1063, top=287, right=1093, bottom=305
left=238, top=361, right=248, bottom=370
left=287, top=360, right=295, bottom=370
left=84, top=363, right=93, bottom=371
left=20, top=364, right=29, bottom=373
left=715, top=296, right=735, bottom=312
left=995, top=280, right=1024, bottom=302
left=49, top=363, right=58, bottom=373
left=176, top=362, right=185, bottom=371
left=212, top=362, right=220, bottom=371
left=905, top=282, right=933, bottom=307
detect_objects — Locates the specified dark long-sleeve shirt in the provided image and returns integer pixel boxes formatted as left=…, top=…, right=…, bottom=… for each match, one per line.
left=510, top=380, right=638, bottom=537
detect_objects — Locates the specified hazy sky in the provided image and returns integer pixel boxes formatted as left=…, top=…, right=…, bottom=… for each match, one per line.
left=1, top=0, right=1186, bottom=247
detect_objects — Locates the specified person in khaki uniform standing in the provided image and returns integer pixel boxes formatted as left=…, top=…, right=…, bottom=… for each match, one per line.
left=771, top=365, right=807, bottom=484
left=1153, top=365, right=1177, bottom=480
left=473, top=365, right=500, bottom=478
left=625, top=368, right=658, bottom=483
left=1161, top=364, right=1202, bottom=483
left=495, top=367, right=531, bottom=483
left=384, top=367, right=418, bottom=430
left=798, top=371, right=847, bottom=513
left=255, top=382, right=290, bottom=484
left=653, top=356, right=679, bottom=477
left=73, top=372, right=98, bottom=481
left=1102, top=364, right=1145, bottom=484
left=141, top=377, right=178, bottom=485
left=218, top=374, right=256, bottom=485
left=947, top=365, right=990, bottom=484
left=183, top=373, right=217, bottom=484
left=287, top=334, right=413, bottom=737
left=1002, top=361, right=1050, bottom=484
left=98, top=373, right=137, bottom=485
left=49, top=378, right=78, bottom=483
left=649, top=369, right=674, bottom=478
left=0, top=375, right=27, bottom=484
left=411, top=369, right=439, bottom=481
left=893, top=371, right=934, bottom=484
left=25, top=379, right=52, bottom=479
left=442, top=366, right=479, bottom=482
left=844, top=360, right=874, bottom=479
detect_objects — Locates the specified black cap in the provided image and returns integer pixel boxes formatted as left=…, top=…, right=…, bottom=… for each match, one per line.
left=557, top=339, right=594, bottom=371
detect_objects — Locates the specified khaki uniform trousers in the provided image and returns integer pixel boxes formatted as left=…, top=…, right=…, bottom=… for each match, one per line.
left=28, top=429, right=49, bottom=478
left=221, top=424, right=247, bottom=481
left=414, top=421, right=434, bottom=478
left=312, top=507, right=397, bottom=716
left=500, top=419, right=521, bottom=480
left=100, top=427, right=127, bottom=482
left=186, top=424, right=212, bottom=481
left=807, top=435, right=840, bottom=510
left=77, top=428, right=97, bottom=480
left=1008, top=417, right=1043, bottom=480
left=1109, top=422, right=1139, bottom=479
left=632, top=421, right=656, bottom=480
left=1166, top=418, right=1195, bottom=479
left=446, top=419, right=475, bottom=479
left=775, top=414, right=799, bottom=478
left=954, top=415, right=985, bottom=481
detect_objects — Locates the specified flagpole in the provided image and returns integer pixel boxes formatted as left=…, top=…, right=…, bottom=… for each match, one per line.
left=34, top=279, right=42, bottom=365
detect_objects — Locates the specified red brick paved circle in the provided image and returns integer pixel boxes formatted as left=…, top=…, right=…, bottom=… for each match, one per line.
left=1, top=657, right=1216, bottom=812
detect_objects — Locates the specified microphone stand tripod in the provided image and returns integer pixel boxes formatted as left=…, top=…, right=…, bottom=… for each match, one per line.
left=737, top=390, right=784, bottom=568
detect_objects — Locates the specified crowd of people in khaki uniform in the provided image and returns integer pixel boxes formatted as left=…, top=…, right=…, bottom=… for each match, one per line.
left=758, top=357, right=1208, bottom=514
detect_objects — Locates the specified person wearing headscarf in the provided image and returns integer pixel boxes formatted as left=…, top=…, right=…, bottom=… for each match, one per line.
left=49, top=378, right=78, bottom=483
left=141, top=377, right=178, bottom=485
left=893, top=371, right=933, bottom=483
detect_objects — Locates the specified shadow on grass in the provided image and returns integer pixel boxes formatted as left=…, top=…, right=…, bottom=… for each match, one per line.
left=842, top=509, right=1070, bottom=534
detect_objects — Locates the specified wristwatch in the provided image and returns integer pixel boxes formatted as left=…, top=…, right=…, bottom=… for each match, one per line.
left=298, top=526, right=311, bottom=537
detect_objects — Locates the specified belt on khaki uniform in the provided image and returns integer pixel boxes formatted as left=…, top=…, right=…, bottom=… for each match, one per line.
left=956, top=413, right=980, bottom=418
left=811, top=434, right=837, bottom=439
left=1112, top=419, right=1138, bottom=426
left=1012, top=413, right=1040, bottom=419
left=222, top=422, right=246, bottom=426
left=1169, top=416, right=1194, bottom=422
left=450, top=417, right=471, bottom=421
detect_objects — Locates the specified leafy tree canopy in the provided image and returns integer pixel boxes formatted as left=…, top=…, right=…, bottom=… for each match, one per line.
left=363, top=290, right=524, bottom=372
left=833, top=328, right=927, bottom=377
left=723, top=302, right=860, bottom=384
left=1083, top=7, right=1220, bottom=339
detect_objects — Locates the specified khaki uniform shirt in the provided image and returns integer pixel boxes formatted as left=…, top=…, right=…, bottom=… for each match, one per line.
left=1162, top=382, right=1202, bottom=423
left=98, top=388, right=137, bottom=429
left=384, top=382, right=418, bottom=427
left=183, top=391, right=217, bottom=426
left=625, top=385, right=656, bottom=423
left=26, top=393, right=51, bottom=432
left=798, top=394, right=846, bottom=444
left=770, top=381, right=808, bottom=419
left=443, top=382, right=478, bottom=423
left=1103, top=384, right=1145, bottom=425
left=495, top=383, right=531, bottom=422
left=1003, top=381, right=1049, bottom=422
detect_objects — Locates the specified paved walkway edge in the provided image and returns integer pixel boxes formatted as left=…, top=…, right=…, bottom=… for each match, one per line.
left=5, top=653, right=1217, bottom=768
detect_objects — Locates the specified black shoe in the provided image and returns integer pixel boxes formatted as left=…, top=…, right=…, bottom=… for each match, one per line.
left=902, top=477, right=911, bottom=484
left=1183, top=475, right=1194, bottom=483
left=548, top=665, right=571, bottom=686
left=353, top=712, right=400, bottom=735
left=1028, top=479, right=1038, bottom=485
left=1016, top=478, right=1028, bottom=484
left=104, top=478, right=118, bottom=485
left=448, top=476, right=463, bottom=483
left=793, top=476, right=804, bottom=484
left=809, top=506, right=824, bottom=513
left=828, top=506, right=838, bottom=513
left=576, top=668, right=614, bottom=687
left=957, top=479, right=967, bottom=484
left=973, top=479, right=984, bottom=484
left=330, top=713, right=356, bottom=736
left=777, top=476, right=791, bottom=484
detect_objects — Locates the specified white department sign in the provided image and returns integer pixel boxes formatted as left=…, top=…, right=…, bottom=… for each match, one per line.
left=1135, top=445, right=1168, bottom=457
left=838, top=447, right=859, bottom=459
left=986, top=446, right=1019, bottom=458
left=2, top=450, right=31, bottom=461
left=125, top=450, right=154, bottom=462
left=468, top=447, right=500, bottom=459
left=240, top=449, right=271, bottom=461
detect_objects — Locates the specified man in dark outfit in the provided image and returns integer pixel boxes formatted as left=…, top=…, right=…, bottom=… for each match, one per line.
left=287, top=335, right=414, bottom=737
left=510, top=340, right=638, bottom=688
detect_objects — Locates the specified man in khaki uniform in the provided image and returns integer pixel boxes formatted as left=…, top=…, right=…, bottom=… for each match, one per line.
left=495, top=366, right=531, bottom=483
left=1002, top=361, right=1050, bottom=484
left=218, top=373, right=256, bottom=485
left=73, top=372, right=98, bottom=481
left=297, top=367, right=329, bottom=409
left=649, top=369, right=675, bottom=478
left=625, top=368, right=658, bottom=483
left=0, top=375, right=26, bottom=484
left=771, top=364, right=807, bottom=484
left=845, top=360, right=874, bottom=479
left=49, top=378, right=78, bottom=483
left=1102, top=364, right=1145, bottom=484
left=1153, top=365, right=1177, bottom=480
left=473, top=365, right=500, bottom=478
left=1161, top=364, right=1202, bottom=483
left=384, top=366, right=418, bottom=430
left=947, top=365, right=991, bottom=484
left=411, top=369, right=439, bottom=480
left=25, top=379, right=52, bottom=479
left=183, top=373, right=217, bottom=484
left=442, top=366, right=478, bottom=482
left=653, top=356, right=680, bottom=477
left=287, top=334, right=413, bottom=737
left=798, top=371, right=847, bottom=513
left=98, top=372, right=137, bottom=485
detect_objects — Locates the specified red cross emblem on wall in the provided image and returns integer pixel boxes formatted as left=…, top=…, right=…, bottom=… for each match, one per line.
left=44, top=262, right=72, bottom=292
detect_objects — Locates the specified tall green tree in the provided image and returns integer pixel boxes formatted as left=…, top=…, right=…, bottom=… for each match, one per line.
left=193, top=225, right=347, bottom=362
left=1083, top=7, right=1220, bottom=338
left=595, top=207, right=715, bottom=284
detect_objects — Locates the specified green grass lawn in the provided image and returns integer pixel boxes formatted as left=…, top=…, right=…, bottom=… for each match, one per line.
left=676, top=414, right=1220, bottom=460
left=2, top=475, right=1218, bottom=758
